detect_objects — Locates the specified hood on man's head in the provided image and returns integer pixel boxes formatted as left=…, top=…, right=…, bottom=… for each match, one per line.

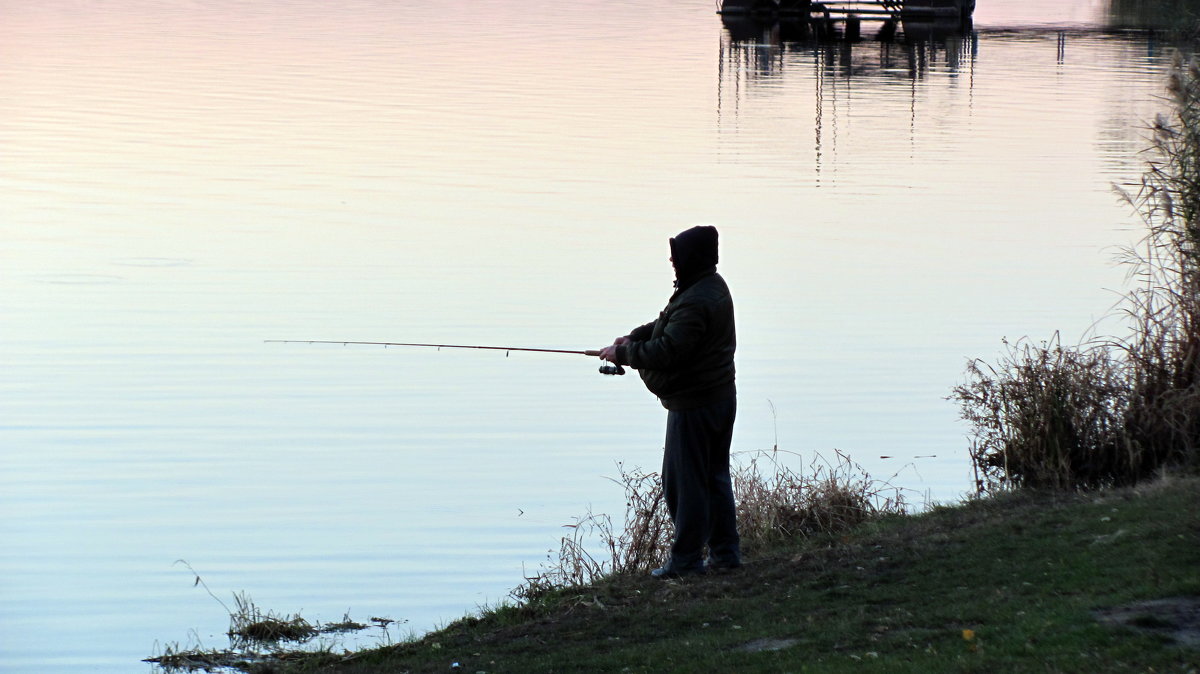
left=670, top=225, right=719, bottom=280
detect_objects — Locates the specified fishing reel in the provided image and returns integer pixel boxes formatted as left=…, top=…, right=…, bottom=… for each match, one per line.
left=599, top=363, right=625, bottom=376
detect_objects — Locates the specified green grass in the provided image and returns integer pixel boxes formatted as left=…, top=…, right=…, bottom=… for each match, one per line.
left=258, top=476, right=1200, bottom=674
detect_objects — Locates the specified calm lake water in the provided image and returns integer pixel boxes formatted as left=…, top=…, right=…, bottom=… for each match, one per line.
left=0, top=0, right=1191, bottom=670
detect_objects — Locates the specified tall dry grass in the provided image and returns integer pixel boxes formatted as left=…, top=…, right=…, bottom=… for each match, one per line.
left=951, top=334, right=1133, bottom=493
left=955, top=56, right=1200, bottom=494
left=732, top=448, right=906, bottom=548
left=513, top=449, right=906, bottom=600
left=1117, top=54, right=1200, bottom=477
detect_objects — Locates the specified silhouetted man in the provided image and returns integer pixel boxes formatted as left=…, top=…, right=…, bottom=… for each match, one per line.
left=598, top=225, right=740, bottom=578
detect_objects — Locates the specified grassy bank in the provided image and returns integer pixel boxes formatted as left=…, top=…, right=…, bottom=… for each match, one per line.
left=260, top=475, right=1198, bottom=674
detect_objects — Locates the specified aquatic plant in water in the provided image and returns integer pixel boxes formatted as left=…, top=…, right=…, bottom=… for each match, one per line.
left=146, top=561, right=397, bottom=673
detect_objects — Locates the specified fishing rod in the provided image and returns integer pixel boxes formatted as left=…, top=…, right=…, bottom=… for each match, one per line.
left=265, top=340, right=626, bottom=375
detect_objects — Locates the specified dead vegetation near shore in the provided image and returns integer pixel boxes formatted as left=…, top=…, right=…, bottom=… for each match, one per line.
left=511, top=447, right=909, bottom=602
left=953, top=56, right=1200, bottom=494
left=146, top=562, right=398, bottom=673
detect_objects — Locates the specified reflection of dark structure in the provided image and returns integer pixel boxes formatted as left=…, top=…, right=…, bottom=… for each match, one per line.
left=719, top=0, right=974, bottom=41
left=717, top=4, right=1185, bottom=184
left=718, top=12, right=976, bottom=82
left=716, top=13, right=977, bottom=181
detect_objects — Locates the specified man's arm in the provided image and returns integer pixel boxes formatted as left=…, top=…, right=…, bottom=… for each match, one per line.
left=620, top=301, right=706, bottom=371
left=628, top=320, right=655, bottom=342
left=598, top=319, right=657, bottom=364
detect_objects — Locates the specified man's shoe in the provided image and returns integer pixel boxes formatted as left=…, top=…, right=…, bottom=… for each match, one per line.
left=650, top=564, right=706, bottom=580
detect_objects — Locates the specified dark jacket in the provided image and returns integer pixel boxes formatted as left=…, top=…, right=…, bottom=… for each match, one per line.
left=614, top=227, right=736, bottom=410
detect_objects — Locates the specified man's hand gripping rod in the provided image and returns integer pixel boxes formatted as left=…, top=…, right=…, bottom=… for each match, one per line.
left=265, top=340, right=625, bottom=375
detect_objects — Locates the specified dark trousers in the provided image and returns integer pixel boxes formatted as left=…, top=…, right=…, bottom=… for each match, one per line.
left=662, top=394, right=739, bottom=570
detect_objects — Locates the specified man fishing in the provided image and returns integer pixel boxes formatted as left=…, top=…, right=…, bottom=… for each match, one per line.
left=597, top=225, right=740, bottom=579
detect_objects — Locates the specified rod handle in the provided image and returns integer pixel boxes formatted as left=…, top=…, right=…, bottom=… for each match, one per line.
left=584, top=350, right=601, bottom=356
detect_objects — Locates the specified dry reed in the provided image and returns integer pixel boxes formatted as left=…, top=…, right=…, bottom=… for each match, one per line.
left=733, top=448, right=906, bottom=549
left=952, top=334, right=1132, bottom=493
left=955, top=55, right=1200, bottom=494
left=1116, top=53, right=1200, bottom=475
